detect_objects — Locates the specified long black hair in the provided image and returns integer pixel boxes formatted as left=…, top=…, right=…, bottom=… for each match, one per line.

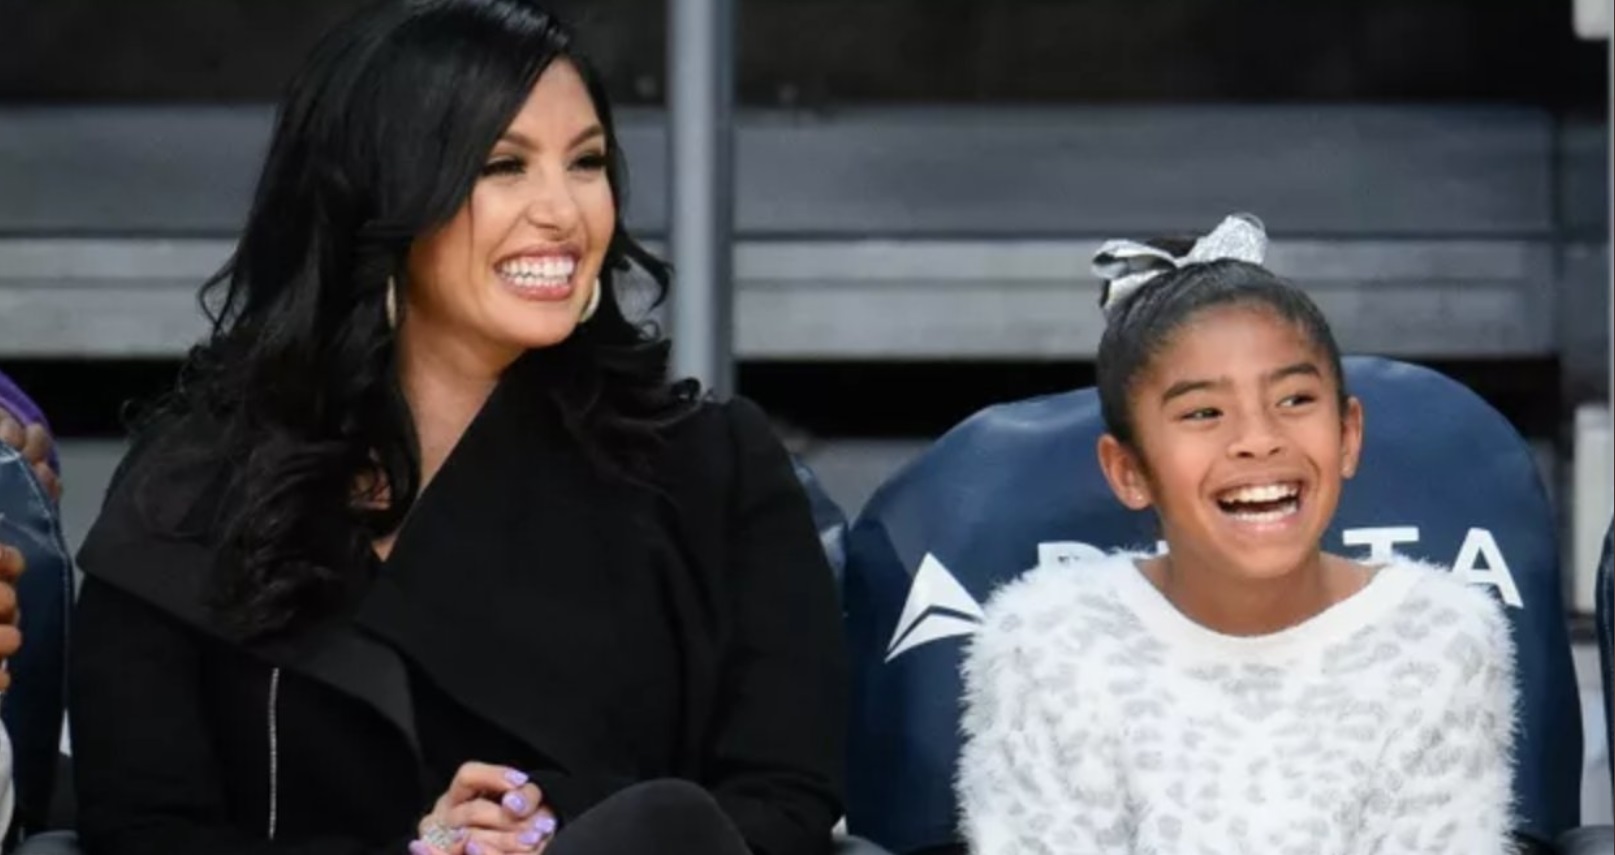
left=1095, top=244, right=1348, bottom=449
left=144, top=0, right=694, bottom=637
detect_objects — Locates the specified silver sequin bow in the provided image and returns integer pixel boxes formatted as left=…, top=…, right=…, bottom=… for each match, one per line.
left=1092, top=213, right=1269, bottom=314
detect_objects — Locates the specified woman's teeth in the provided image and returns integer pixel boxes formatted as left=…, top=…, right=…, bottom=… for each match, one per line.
left=497, top=257, right=575, bottom=287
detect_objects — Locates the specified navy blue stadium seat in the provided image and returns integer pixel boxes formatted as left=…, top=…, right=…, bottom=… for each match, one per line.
left=842, top=356, right=1583, bottom=853
left=1558, top=522, right=1615, bottom=853
left=793, top=457, right=849, bottom=590
left=1599, top=523, right=1612, bottom=787
left=0, top=439, right=71, bottom=843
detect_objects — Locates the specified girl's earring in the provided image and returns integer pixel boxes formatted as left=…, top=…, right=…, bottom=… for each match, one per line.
left=386, top=277, right=399, bottom=329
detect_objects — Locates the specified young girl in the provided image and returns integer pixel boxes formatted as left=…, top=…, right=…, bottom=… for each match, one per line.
left=956, top=215, right=1517, bottom=854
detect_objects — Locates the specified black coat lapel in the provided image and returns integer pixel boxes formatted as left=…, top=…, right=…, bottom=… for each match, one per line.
left=76, top=473, right=423, bottom=759
left=76, top=360, right=665, bottom=780
left=356, top=367, right=658, bottom=776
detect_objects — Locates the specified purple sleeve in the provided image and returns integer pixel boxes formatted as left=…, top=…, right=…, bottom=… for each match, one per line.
left=0, top=371, right=58, bottom=473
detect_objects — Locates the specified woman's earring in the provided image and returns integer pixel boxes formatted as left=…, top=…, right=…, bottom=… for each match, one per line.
left=385, top=277, right=399, bottom=330
left=579, top=278, right=601, bottom=322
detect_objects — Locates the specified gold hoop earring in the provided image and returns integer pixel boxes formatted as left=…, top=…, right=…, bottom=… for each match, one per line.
left=579, top=278, right=601, bottom=322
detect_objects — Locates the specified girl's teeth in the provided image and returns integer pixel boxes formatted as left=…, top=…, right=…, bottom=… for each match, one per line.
left=1228, top=502, right=1299, bottom=524
left=1222, top=483, right=1297, bottom=503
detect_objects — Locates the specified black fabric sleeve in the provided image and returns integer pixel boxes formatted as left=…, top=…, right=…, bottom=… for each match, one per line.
left=701, top=398, right=848, bottom=855
left=525, top=400, right=847, bottom=855
left=69, top=577, right=412, bottom=855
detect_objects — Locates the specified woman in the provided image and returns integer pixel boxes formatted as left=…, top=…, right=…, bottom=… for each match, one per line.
left=68, top=3, right=846, bottom=855
left=956, top=216, right=1516, bottom=854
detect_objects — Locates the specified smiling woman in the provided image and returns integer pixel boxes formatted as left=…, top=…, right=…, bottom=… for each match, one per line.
left=403, top=60, right=616, bottom=372
left=66, top=3, right=847, bottom=855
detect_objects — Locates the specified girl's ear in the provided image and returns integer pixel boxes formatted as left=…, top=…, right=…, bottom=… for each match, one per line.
left=1340, top=396, right=1364, bottom=479
left=1098, top=433, right=1154, bottom=510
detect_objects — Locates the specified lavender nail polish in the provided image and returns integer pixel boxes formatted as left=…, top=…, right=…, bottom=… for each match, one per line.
left=504, top=770, right=530, bottom=787
left=466, top=842, right=483, bottom=855
left=408, top=842, right=430, bottom=855
left=518, top=830, right=542, bottom=848
left=502, top=791, right=528, bottom=814
left=533, top=815, right=557, bottom=836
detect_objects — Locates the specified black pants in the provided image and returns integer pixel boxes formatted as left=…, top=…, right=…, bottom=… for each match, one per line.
left=9, top=784, right=753, bottom=855
left=546, top=780, right=750, bottom=855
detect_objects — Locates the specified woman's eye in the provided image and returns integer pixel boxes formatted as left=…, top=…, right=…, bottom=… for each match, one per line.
left=571, top=151, right=608, bottom=172
left=480, top=158, right=524, bottom=177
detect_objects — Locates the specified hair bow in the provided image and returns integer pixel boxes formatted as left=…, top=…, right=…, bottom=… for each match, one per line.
left=1092, top=213, right=1269, bottom=314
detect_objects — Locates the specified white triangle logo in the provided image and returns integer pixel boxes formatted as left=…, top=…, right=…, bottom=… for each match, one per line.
left=884, top=553, right=986, bottom=663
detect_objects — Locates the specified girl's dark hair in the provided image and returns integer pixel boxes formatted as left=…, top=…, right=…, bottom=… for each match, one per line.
left=142, top=0, right=694, bottom=637
left=1095, top=243, right=1348, bottom=448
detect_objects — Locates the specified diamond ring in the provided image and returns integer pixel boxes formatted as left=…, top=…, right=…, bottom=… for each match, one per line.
left=420, top=821, right=465, bottom=850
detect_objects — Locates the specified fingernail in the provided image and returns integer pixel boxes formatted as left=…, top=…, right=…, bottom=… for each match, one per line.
left=466, top=843, right=483, bottom=855
left=503, top=770, right=529, bottom=787
left=408, top=842, right=430, bottom=855
left=502, top=791, right=527, bottom=814
left=533, top=815, right=557, bottom=836
left=519, top=831, right=542, bottom=848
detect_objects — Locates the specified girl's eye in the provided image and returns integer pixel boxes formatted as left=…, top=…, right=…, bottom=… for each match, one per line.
left=571, top=151, right=608, bottom=172
left=1179, top=407, right=1221, bottom=422
left=1279, top=393, right=1318, bottom=408
left=480, top=158, right=524, bottom=177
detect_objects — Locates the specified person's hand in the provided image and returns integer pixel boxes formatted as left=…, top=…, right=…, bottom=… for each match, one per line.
left=0, top=543, right=24, bottom=690
left=0, top=414, right=60, bottom=502
left=412, top=763, right=558, bottom=855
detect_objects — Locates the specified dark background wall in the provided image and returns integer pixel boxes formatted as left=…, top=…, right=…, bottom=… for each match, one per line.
left=0, top=0, right=1605, bottom=441
left=1, top=0, right=1605, bottom=108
